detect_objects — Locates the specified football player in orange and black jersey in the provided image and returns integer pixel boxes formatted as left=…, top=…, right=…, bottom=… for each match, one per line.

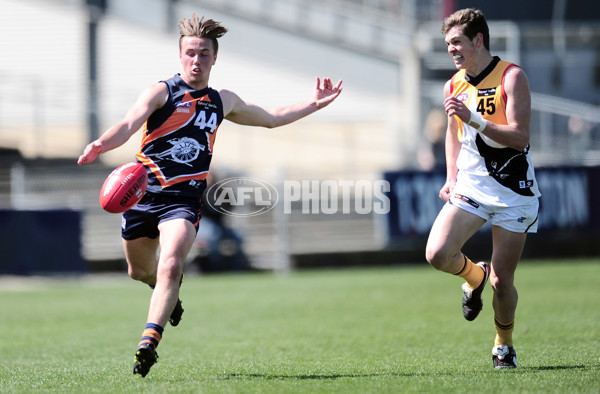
left=136, top=74, right=224, bottom=197
left=424, top=8, right=540, bottom=369
left=77, top=14, right=342, bottom=377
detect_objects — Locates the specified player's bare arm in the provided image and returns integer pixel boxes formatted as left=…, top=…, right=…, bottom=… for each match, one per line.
left=439, top=79, right=462, bottom=202
left=77, top=83, right=168, bottom=165
left=489, top=66, right=531, bottom=150
left=220, top=77, right=342, bottom=128
left=443, top=67, right=531, bottom=151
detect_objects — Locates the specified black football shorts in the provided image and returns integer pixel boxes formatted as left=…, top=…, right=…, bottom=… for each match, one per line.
left=121, top=192, right=202, bottom=240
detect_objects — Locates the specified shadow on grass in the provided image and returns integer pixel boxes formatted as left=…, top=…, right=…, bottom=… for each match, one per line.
left=222, top=365, right=591, bottom=380
left=222, top=372, right=435, bottom=380
left=524, top=365, right=587, bottom=371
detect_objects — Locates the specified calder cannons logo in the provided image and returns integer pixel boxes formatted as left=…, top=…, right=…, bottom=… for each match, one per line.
left=205, top=177, right=279, bottom=217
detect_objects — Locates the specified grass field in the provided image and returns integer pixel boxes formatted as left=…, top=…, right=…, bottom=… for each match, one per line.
left=1, top=258, right=599, bottom=393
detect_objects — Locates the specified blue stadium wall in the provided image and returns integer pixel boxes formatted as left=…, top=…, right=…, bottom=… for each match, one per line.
left=0, top=210, right=85, bottom=275
left=382, top=166, right=600, bottom=259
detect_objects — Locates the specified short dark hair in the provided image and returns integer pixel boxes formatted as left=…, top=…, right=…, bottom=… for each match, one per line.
left=178, top=13, right=228, bottom=54
left=441, top=8, right=490, bottom=51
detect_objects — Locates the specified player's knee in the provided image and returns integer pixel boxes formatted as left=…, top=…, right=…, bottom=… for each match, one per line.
left=490, top=273, right=515, bottom=296
left=425, top=245, right=449, bottom=270
left=157, top=256, right=184, bottom=282
left=128, top=265, right=155, bottom=283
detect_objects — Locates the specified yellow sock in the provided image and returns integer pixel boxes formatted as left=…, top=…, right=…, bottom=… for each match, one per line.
left=453, top=255, right=484, bottom=290
left=494, top=317, right=514, bottom=347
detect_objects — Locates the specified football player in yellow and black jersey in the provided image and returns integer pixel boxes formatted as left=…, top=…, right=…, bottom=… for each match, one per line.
left=78, top=14, right=342, bottom=377
left=425, top=8, right=540, bottom=369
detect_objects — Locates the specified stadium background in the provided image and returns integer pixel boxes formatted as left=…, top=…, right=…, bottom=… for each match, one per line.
left=1, top=0, right=599, bottom=275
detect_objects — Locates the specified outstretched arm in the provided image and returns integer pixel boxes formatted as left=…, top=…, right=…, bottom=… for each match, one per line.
left=220, top=77, right=343, bottom=128
left=77, top=83, right=168, bottom=165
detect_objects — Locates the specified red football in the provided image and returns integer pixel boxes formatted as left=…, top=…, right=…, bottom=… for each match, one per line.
left=99, top=162, right=148, bottom=213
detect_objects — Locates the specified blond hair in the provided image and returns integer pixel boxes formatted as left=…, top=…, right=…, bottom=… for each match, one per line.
left=178, top=13, right=228, bottom=54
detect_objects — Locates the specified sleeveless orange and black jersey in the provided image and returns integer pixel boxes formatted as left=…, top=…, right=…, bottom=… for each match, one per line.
left=450, top=57, right=540, bottom=200
left=136, top=74, right=224, bottom=199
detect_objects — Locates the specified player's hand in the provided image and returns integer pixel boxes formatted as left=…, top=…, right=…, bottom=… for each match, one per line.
left=443, top=96, right=471, bottom=123
left=314, top=77, right=343, bottom=109
left=439, top=180, right=455, bottom=202
left=77, top=140, right=103, bottom=165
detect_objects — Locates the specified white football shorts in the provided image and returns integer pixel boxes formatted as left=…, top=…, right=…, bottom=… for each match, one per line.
left=449, top=192, right=539, bottom=233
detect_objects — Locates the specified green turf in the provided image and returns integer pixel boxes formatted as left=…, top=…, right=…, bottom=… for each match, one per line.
left=1, top=259, right=599, bottom=393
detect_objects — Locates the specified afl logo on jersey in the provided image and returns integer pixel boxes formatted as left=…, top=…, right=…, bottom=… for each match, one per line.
left=175, top=100, right=193, bottom=113
left=175, top=100, right=192, bottom=107
left=456, top=93, right=469, bottom=102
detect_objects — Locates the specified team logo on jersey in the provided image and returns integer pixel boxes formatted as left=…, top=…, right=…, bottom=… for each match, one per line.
left=456, top=93, right=469, bottom=102
left=478, top=88, right=496, bottom=97
left=146, top=137, right=203, bottom=167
